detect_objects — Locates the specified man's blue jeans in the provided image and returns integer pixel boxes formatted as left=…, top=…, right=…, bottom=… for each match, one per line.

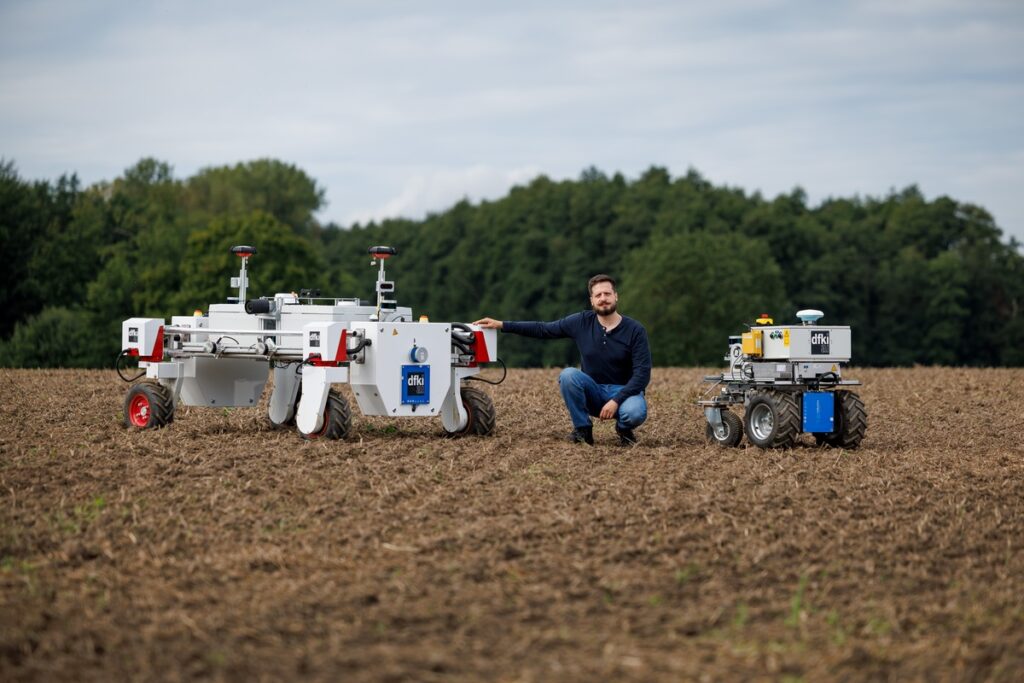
left=558, top=367, right=647, bottom=431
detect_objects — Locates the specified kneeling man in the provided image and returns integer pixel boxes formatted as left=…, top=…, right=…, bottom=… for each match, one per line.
left=475, top=274, right=650, bottom=446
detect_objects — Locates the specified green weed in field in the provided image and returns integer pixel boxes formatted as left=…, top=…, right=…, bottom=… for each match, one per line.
left=866, top=616, right=891, bottom=637
left=52, top=494, right=107, bottom=535
left=827, top=609, right=846, bottom=645
left=732, top=602, right=749, bottom=630
left=786, top=574, right=810, bottom=629
left=1, top=556, right=35, bottom=575
left=205, top=650, right=228, bottom=668
left=674, top=562, right=701, bottom=585
left=1, top=556, right=39, bottom=595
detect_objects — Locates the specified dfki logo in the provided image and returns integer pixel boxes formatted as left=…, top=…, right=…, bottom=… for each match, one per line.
left=401, top=365, right=430, bottom=403
left=810, top=330, right=830, bottom=355
left=401, top=366, right=430, bottom=403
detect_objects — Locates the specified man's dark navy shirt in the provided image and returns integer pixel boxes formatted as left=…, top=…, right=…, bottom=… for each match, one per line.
left=503, top=311, right=652, bottom=404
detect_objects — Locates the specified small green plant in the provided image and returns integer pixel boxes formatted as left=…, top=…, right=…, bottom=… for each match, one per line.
left=1, top=557, right=38, bottom=595
left=786, top=574, right=810, bottom=628
left=79, top=495, right=106, bottom=519
left=205, top=650, right=227, bottom=667
left=675, top=563, right=700, bottom=585
left=827, top=609, right=846, bottom=645
left=733, top=602, right=749, bottom=630
left=53, top=495, right=107, bottom=535
left=867, top=616, right=891, bottom=637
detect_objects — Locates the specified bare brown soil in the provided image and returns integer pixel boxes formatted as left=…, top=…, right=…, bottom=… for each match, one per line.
left=1, top=367, right=1023, bottom=682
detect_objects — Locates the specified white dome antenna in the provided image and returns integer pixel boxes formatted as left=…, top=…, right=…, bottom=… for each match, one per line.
left=796, top=309, right=824, bottom=325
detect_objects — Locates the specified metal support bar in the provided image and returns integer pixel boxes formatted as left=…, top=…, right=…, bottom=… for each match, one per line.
left=164, top=326, right=303, bottom=336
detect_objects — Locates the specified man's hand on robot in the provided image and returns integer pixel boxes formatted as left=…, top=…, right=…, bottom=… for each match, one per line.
left=473, top=318, right=503, bottom=330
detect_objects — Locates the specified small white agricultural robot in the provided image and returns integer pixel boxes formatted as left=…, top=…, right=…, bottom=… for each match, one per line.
left=118, top=245, right=500, bottom=439
left=699, top=310, right=867, bottom=449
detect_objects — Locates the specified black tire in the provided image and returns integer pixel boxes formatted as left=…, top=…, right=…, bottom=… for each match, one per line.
left=447, top=385, right=496, bottom=436
left=123, top=380, right=174, bottom=430
left=814, top=390, right=867, bottom=449
left=743, top=390, right=800, bottom=449
left=300, top=388, right=352, bottom=440
left=705, top=410, right=743, bottom=447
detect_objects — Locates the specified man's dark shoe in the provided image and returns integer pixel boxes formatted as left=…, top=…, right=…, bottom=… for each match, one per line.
left=616, top=426, right=638, bottom=446
left=569, top=426, right=594, bottom=445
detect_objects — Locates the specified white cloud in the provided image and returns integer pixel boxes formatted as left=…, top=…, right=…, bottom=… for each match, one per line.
left=344, top=165, right=543, bottom=225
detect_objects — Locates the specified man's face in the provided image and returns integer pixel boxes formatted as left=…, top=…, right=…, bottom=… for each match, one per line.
left=590, top=281, right=618, bottom=316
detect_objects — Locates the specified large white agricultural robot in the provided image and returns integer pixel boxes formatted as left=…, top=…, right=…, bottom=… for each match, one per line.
left=118, top=245, right=500, bottom=439
left=700, top=310, right=867, bottom=449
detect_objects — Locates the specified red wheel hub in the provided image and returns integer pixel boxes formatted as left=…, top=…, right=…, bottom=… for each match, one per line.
left=128, top=393, right=151, bottom=427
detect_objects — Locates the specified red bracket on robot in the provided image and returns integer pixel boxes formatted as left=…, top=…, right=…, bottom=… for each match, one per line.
left=468, top=330, right=491, bottom=367
left=306, top=329, right=348, bottom=366
left=126, top=325, right=164, bottom=362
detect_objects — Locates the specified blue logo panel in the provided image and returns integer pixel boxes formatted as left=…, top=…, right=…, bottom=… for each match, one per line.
left=401, top=365, right=430, bottom=404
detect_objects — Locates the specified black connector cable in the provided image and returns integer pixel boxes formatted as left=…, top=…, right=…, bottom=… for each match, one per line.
left=450, top=322, right=482, bottom=356
left=465, top=358, right=507, bottom=385
left=346, top=338, right=372, bottom=356
left=451, top=338, right=473, bottom=355
left=114, top=350, right=146, bottom=382
left=808, top=372, right=840, bottom=390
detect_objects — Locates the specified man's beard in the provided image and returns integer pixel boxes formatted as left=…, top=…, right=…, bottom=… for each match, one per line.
left=593, top=302, right=617, bottom=316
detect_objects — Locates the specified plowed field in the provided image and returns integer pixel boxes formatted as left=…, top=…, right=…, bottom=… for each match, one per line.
left=2, top=368, right=1023, bottom=681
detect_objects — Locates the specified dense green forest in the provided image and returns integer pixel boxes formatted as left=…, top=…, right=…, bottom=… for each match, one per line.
left=2, top=157, right=1022, bottom=368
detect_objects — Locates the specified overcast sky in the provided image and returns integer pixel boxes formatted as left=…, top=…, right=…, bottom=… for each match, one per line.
left=2, top=0, right=1022, bottom=242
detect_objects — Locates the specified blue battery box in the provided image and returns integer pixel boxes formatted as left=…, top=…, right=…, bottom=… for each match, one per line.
left=802, top=392, right=835, bottom=433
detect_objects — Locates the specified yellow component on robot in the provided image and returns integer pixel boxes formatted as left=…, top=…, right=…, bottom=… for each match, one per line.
left=755, top=313, right=773, bottom=325
left=742, top=330, right=763, bottom=357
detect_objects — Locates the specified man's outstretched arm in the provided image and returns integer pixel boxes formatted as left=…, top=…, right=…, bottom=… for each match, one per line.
left=473, top=314, right=578, bottom=339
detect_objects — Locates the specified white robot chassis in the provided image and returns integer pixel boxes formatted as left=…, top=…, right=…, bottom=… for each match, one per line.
left=118, top=245, right=500, bottom=440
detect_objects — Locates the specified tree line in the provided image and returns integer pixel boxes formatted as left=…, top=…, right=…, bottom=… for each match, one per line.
left=1, top=158, right=1022, bottom=368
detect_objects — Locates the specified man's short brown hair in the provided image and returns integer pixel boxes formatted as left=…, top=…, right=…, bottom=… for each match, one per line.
left=588, top=274, right=617, bottom=294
